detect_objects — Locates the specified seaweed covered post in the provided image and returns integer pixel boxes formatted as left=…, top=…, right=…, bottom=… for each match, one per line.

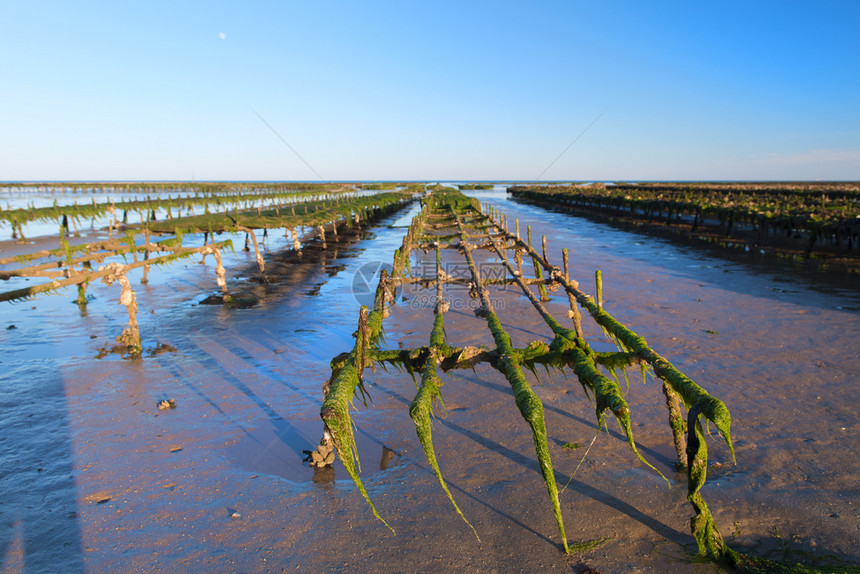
left=75, top=278, right=89, bottom=307
left=499, top=214, right=736, bottom=560
left=408, top=245, right=480, bottom=540
left=457, top=217, right=569, bottom=554
left=686, top=405, right=726, bottom=558
left=319, top=277, right=394, bottom=532
left=310, top=187, right=745, bottom=566
left=663, top=383, right=687, bottom=471
left=486, top=234, right=666, bottom=486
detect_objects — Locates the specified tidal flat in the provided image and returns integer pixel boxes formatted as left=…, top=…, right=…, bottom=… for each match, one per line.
left=1, top=184, right=858, bottom=573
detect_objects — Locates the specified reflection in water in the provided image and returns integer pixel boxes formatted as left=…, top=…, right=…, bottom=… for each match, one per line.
left=312, top=465, right=335, bottom=485
left=0, top=197, right=420, bottom=569
left=309, top=444, right=399, bottom=486
left=4, top=186, right=860, bottom=570
left=164, top=203, right=423, bottom=486
left=379, top=446, right=397, bottom=471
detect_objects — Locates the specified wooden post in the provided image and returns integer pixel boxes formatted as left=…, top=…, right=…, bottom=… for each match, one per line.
left=318, top=225, right=327, bottom=249
left=239, top=227, right=266, bottom=282
left=292, top=228, right=302, bottom=255
left=100, top=263, right=141, bottom=355
left=562, top=249, right=583, bottom=338
left=141, top=229, right=151, bottom=284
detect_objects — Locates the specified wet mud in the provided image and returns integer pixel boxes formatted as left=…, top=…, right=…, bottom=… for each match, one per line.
left=0, top=189, right=858, bottom=572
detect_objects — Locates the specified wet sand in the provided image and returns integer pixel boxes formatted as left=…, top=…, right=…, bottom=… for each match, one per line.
left=1, top=190, right=859, bottom=572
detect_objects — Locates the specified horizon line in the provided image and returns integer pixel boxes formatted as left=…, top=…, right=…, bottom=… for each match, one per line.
left=3, top=178, right=858, bottom=185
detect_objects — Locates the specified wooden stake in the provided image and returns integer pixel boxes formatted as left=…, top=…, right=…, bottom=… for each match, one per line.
left=541, top=235, right=549, bottom=267
left=141, top=229, right=151, bottom=284
left=318, top=225, right=327, bottom=249
left=209, top=245, right=229, bottom=297
left=239, top=227, right=266, bottom=281
left=562, top=249, right=583, bottom=338
left=100, top=263, right=141, bottom=355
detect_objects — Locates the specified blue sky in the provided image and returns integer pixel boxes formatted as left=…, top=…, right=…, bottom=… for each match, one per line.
left=2, top=1, right=858, bottom=181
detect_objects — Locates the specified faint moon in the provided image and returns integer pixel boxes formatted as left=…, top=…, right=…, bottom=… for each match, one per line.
left=219, top=32, right=226, bottom=40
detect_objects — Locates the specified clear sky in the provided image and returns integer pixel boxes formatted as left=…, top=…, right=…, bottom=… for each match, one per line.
left=2, top=1, right=858, bottom=181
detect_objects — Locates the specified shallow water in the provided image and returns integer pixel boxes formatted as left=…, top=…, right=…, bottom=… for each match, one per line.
left=0, top=202, right=418, bottom=571
left=1, top=187, right=858, bottom=572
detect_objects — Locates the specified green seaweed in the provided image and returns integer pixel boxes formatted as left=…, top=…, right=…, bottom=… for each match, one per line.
left=686, top=404, right=725, bottom=558
left=322, top=364, right=391, bottom=529
left=517, top=237, right=735, bottom=463
left=409, top=319, right=480, bottom=540
left=488, top=238, right=667, bottom=484
left=568, top=537, right=612, bottom=554
left=312, top=187, right=747, bottom=565
left=458, top=234, right=568, bottom=553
